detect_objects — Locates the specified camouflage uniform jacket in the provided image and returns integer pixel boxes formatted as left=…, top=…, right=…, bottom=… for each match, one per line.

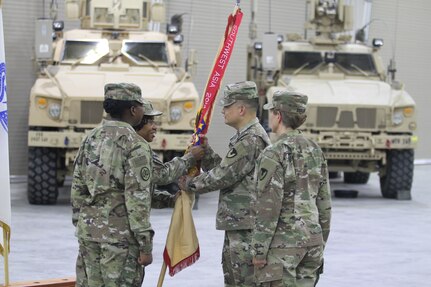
left=251, top=130, right=331, bottom=260
left=71, top=120, right=154, bottom=253
left=188, top=118, right=270, bottom=230
left=151, top=151, right=195, bottom=208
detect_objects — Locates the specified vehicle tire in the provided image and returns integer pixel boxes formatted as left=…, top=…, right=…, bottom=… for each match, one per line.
left=28, top=147, right=58, bottom=204
left=344, top=172, right=370, bottom=184
left=329, top=172, right=340, bottom=179
left=380, top=149, right=414, bottom=199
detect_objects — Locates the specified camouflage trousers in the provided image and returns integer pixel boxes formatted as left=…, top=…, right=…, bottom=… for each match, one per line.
left=76, top=240, right=144, bottom=287
left=222, top=229, right=255, bottom=287
left=254, top=245, right=324, bottom=287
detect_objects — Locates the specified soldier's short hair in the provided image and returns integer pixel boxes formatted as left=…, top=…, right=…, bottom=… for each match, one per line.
left=103, top=99, right=141, bottom=118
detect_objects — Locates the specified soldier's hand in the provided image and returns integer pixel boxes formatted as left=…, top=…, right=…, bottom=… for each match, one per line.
left=252, top=257, right=267, bottom=269
left=199, top=135, right=208, bottom=149
left=189, top=145, right=205, bottom=161
left=138, top=252, right=153, bottom=266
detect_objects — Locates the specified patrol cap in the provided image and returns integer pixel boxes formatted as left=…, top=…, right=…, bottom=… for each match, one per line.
left=263, top=90, right=308, bottom=114
left=219, top=81, right=258, bottom=107
left=104, top=83, right=144, bottom=104
left=143, top=99, right=162, bottom=116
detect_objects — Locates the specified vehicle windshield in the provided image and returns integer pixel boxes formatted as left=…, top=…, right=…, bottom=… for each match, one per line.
left=334, top=53, right=377, bottom=75
left=282, top=51, right=377, bottom=75
left=122, top=41, right=169, bottom=65
left=61, top=40, right=109, bottom=64
left=283, top=51, right=322, bottom=73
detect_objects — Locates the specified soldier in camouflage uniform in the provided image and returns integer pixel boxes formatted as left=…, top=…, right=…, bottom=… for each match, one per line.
left=134, top=99, right=205, bottom=208
left=251, top=91, right=332, bottom=287
left=71, top=83, right=154, bottom=287
left=179, top=81, right=271, bottom=287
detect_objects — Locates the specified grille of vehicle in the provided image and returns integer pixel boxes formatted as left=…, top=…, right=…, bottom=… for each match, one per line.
left=81, top=101, right=104, bottom=124
left=316, top=107, right=377, bottom=129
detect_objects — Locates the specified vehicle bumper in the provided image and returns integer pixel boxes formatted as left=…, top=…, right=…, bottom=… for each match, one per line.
left=306, top=131, right=417, bottom=151
left=28, top=130, right=192, bottom=151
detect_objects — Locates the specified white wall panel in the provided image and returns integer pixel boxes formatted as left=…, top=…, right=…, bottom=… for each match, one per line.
left=2, top=0, right=430, bottom=175
left=368, top=0, right=431, bottom=160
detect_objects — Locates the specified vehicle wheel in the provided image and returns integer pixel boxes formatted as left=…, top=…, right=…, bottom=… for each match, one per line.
left=380, top=149, right=414, bottom=199
left=28, top=147, right=58, bottom=204
left=329, top=172, right=340, bottom=179
left=344, top=172, right=370, bottom=184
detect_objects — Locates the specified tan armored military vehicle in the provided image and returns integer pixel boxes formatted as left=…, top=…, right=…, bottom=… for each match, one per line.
left=28, top=0, right=199, bottom=204
left=247, top=0, right=417, bottom=199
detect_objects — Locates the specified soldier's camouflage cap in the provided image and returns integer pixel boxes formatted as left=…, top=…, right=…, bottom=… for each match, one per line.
left=104, top=83, right=144, bottom=104
left=219, top=81, right=258, bottom=107
left=143, top=99, right=162, bottom=116
left=263, top=90, right=308, bottom=114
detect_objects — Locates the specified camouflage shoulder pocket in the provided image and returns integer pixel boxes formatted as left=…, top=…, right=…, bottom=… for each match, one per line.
left=257, top=156, right=278, bottom=191
left=254, top=263, right=283, bottom=283
left=220, top=141, right=248, bottom=167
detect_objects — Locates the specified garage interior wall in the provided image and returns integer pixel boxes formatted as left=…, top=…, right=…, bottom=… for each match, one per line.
left=2, top=0, right=430, bottom=175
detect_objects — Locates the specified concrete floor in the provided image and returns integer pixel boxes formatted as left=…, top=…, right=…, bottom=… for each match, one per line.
left=1, top=165, right=431, bottom=286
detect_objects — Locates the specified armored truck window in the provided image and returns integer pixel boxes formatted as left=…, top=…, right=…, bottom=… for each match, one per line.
left=283, top=51, right=323, bottom=74
left=122, top=41, right=168, bottom=65
left=334, top=53, right=377, bottom=75
left=61, top=40, right=109, bottom=64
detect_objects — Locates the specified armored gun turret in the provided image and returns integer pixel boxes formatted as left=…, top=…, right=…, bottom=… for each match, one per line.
left=28, top=0, right=199, bottom=204
left=247, top=0, right=418, bottom=199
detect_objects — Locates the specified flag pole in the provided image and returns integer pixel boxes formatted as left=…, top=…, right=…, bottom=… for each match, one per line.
left=157, top=262, right=167, bottom=287
left=3, top=227, right=10, bottom=286
left=156, top=2, right=243, bottom=285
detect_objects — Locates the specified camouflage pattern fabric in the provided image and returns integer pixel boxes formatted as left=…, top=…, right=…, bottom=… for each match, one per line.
left=71, top=120, right=154, bottom=285
left=151, top=151, right=196, bottom=208
left=219, top=81, right=259, bottom=107
left=222, top=230, right=255, bottom=287
left=104, top=83, right=144, bottom=104
left=251, top=129, right=331, bottom=286
left=254, top=245, right=323, bottom=287
left=188, top=118, right=271, bottom=231
left=187, top=118, right=270, bottom=286
left=152, top=151, right=195, bottom=186
left=263, top=90, right=308, bottom=114
left=76, top=240, right=144, bottom=287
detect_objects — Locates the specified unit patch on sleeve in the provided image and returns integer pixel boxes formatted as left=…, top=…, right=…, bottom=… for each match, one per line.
left=140, top=167, right=150, bottom=181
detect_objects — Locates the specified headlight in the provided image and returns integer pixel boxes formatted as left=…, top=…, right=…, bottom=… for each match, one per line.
left=183, top=101, right=194, bottom=113
left=48, top=103, right=61, bottom=119
left=170, top=106, right=182, bottom=122
left=392, top=110, right=403, bottom=125
left=36, top=97, right=48, bottom=109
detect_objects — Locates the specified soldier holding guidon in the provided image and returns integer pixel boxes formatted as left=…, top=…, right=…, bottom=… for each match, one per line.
left=180, top=81, right=271, bottom=287
left=133, top=99, right=205, bottom=208
left=251, top=91, right=332, bottom=287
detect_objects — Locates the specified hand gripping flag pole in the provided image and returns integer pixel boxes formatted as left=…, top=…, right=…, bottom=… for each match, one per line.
left=157, top=3, right=243, bottom=286
left=0, top=1, right=12, bottom=286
